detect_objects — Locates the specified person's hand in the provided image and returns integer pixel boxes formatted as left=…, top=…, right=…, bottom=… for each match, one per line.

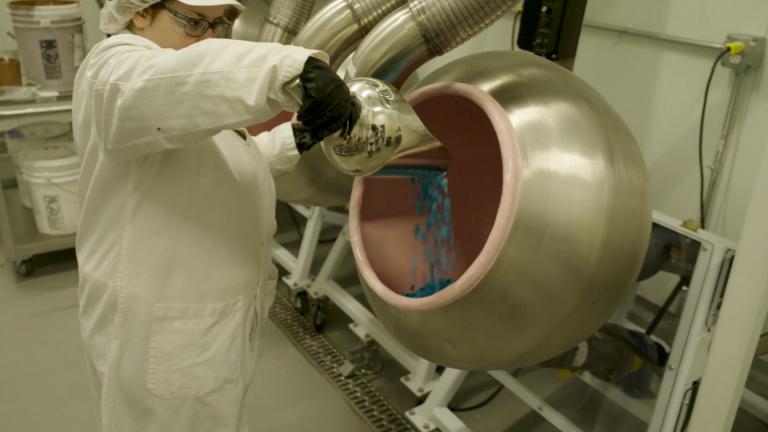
left=292, top=100, right=359, bottom=154
left=297, top=57, right=360, bottom=144
left=292, top=123, right=318, bottom=154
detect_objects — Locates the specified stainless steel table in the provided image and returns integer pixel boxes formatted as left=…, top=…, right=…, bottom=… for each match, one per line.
left=0, top=97, right=74, bottom=276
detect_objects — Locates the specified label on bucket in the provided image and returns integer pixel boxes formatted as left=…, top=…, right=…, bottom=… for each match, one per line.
left=43, top=194, right=65, bottom=230
left=39, top=39, right=63, bottom=80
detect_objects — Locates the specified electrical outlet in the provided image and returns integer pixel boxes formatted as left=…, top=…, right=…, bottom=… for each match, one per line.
left=721, top=34, right=766, bottom=72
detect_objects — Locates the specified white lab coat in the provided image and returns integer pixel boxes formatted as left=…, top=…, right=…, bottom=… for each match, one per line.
left=72, top=33, right=323, bottom=432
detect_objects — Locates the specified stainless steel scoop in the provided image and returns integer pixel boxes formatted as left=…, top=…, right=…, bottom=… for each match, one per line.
left=321, top=77, right=451, bottom=177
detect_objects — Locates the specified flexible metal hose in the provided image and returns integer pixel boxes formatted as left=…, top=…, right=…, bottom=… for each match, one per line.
left=275, top=0, right=408, bottom=206
left=258, top=0, right=316, bottom=44
left=276, top=0, right=519, bottom=205
left=348, top=0, right=406, bottom=33
left=409, top=0, right=517, bottom=56
left=293, top=0, right=407, bottom=67
left=350, top=0, right=519, bottom=87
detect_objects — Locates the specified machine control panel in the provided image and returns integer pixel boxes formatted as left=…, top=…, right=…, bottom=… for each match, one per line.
left=517, top=0, right=587, bottom=70
left=532, top=2, right=564, bottom=56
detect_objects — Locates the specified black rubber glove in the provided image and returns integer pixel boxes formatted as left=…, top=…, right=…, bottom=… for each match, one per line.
left=292, top=123, right=319, bottom=154
left=293, top=100, right=361, bottom=154
left=292, top=99, right=359, bottom=154
left=297, top=57, right=360, bottom=145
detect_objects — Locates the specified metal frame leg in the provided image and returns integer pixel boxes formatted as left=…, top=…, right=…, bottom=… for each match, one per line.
left=282, top=206, right=325, bottom=290
left=312, top=224, right=350, bottom=284
left=688, top=146, right=768, bottom=431
left=273, top=205, right=347, bottom=291
left=489, top=371, right=583, bottom=432
left=271, top=241, right=297, bottom=273
left=310, top=225, right=440, bottom=397
left=647, top=211, right=736, bottom=431
left=407, top=369, right=583, bottom=432
left=406, top=369, right=471, bottom=432
left=739, top=388, right=768, bottom=426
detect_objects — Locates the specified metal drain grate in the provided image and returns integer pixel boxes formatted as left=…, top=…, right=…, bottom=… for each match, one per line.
left=270, top=292, right=416, bottom=432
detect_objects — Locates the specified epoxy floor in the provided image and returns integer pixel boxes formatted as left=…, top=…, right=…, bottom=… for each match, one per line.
left=0, top=246, right=371, bottom=432
left=2, top=226, right=767, bottom=432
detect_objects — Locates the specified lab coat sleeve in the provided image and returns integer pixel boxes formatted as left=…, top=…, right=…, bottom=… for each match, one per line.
left=83, top=35, right=326, bottom=160
left=245, top=122, right=301, bottom=178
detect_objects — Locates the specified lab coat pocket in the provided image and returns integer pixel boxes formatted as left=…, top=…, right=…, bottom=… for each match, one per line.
left=147, top=296, right=244, bottom=398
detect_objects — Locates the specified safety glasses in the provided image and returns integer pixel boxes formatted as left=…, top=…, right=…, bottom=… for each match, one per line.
left=157, top=3, right=235, bottom=38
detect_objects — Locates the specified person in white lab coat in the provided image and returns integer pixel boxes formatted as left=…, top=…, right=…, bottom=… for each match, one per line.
left=72, top=0, right=357, bottom=430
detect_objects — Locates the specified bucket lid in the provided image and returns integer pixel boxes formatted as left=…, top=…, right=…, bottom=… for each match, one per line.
left=24, top=169, right=80, bottom=182
left=5, top=121, right=72, bottom=142
left=10, top=15, right=82, bottom=22
left=20, top=146, right=80, bottom=173
left=8, top=0, right=80, bottom=9
left=9, top=1, right=81, bottom=20
left=11, top=19, right=83, bottom=28
left=21, top=169, right=80, bottom=178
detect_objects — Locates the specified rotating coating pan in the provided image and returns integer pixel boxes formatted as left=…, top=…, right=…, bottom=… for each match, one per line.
left=349, top=50, right=651, bottom=369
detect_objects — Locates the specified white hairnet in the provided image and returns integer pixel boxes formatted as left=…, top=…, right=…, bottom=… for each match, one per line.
left=100, top=0, right=246, bottom=35
left=100, top=0, right=162, bottom=34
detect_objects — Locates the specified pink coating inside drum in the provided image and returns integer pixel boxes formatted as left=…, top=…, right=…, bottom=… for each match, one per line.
left=349, top=82, right=523, bottom=310
left=246, top=111, right=294, bottom=136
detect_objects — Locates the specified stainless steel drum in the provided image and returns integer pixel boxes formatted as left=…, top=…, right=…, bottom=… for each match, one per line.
left=348, top=50, right=651, bottom=370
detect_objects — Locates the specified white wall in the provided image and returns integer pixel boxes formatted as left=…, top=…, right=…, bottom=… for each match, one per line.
left=579, top=0, right=768, bottom=242
left=561, top=0, right=768, bottom=308
left=399, top=1, right=767, bottom=311
left=409, top=1, right=768, bottom=245
left=577, top=0, right=768, bottom=343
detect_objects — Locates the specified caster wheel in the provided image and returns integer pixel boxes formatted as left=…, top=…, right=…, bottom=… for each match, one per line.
left=14, top=259, right=33, bottom=277
left=310, top=300, right=328, bottom=332
left=292, top=290, right=310, bottom=316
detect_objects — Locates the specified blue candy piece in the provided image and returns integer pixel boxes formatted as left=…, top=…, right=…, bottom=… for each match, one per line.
left=440, top=226, right=449, bottom=239
left=403, top=278, right=454, bottom=298
left=406, top=169, right=457, bottom=295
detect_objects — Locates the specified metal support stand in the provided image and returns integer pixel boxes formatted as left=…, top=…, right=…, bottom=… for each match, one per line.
left=740, top=388, right=768, bottom=426
left=406, top=369, right=582, bottom=432
left=0, top=101, right=75, bottom=275
left=404, top=212, right=737, bottom=432
left=308, top=225, right=440, bottom=397
left=274, top=208, right=754, bottom=430
left=271, top=204, right=347, bottom=293
left=406, top=369, right=471, bottom=432
left=646, top=277, right=689, bottom=337
left=688, top=138, right=768, bottom=431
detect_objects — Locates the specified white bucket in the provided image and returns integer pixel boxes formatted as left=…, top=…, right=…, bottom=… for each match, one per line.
left=21, top=146, right=81, bottom=235
left=5, top=121, right=73, bottom=208
left=8, top=1, right=84, bottom=92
